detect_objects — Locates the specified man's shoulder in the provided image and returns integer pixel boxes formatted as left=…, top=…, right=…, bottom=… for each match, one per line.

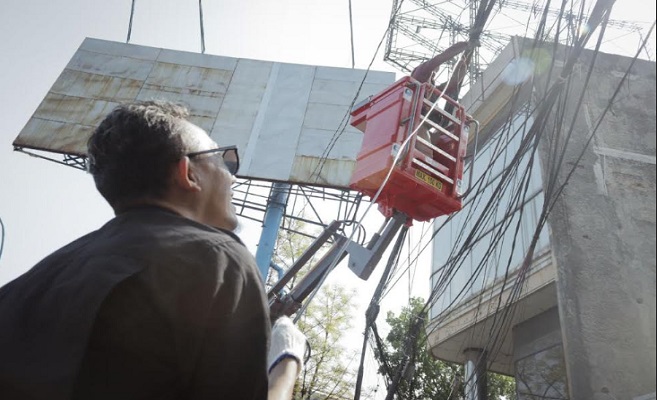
left=92, top=207, right=237, bottom=252
left=0, top=208, right=257, bottom=301
left=0, top=209, right=236, bottom=290
left=109, top=208, right=259, bottom=280
left=115, top=208, right=249, bottom=257
left=0, top=228, right=138, bottom=300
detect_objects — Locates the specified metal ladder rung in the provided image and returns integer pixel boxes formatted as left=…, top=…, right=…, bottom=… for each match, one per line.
left=412, top=159, right=454, bottom=185
left=415, top=137, right=456, bottom=162
left=422, top=98, right=462, bottom=126
left=421, top=116, right=459, bottom=142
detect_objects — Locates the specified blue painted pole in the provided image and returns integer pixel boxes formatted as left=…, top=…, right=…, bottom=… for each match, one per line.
left=255, top=182, right=290, bottom=281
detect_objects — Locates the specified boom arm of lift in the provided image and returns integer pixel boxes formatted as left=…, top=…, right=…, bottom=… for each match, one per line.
left=268, top=211, right=408, bottom=320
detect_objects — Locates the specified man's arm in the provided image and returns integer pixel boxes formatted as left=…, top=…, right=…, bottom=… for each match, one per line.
left=267, top=316, right=307, bottom=400
left=411, top=41, right=469, bottom=83
left=268, top=358, right=300, bottom=400
left=441, top=50, right=474, bottom=100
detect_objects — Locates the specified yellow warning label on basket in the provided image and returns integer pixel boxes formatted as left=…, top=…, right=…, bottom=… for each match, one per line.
left=415, top=169, right=443, bottom=191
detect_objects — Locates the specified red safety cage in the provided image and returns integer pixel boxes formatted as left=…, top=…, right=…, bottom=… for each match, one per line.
left=349, top=76, right=469, bottom=222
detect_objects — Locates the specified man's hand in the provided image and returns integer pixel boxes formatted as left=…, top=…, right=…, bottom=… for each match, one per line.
left=267, top=316, right=307, bottom=375
left=267, top=316, right=308, bottom=400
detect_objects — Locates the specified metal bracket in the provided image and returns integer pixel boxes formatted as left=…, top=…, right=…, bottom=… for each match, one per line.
left=347, top=211, right=407, bottom=280
left=268, top=211, right=409, bottom=318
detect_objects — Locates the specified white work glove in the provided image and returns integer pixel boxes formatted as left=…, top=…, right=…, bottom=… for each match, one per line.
left=267, top=316, right=307, bottom=375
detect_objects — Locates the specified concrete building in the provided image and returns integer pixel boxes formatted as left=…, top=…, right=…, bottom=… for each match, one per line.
left=427, top=37, right=656, bottom=399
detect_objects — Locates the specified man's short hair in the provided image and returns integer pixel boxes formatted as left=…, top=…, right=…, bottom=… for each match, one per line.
left=87, top=100, right=190, bottom=208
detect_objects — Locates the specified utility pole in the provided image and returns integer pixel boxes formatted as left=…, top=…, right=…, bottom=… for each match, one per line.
left=254, top=182, right=290, bottom=281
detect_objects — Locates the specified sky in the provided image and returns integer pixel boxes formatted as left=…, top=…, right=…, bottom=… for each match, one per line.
left=0, top=0, right=425, bottom=318
left=1, top=0, right=653, bottom=297
left=0, top=0, right=654, bottom=396
left=0, top=0, right=400, bottom=282
left=0, top=0, right=412, bottom=394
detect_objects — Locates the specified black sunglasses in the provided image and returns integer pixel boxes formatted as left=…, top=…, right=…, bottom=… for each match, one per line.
left=187, top=145, right=240, bottom=175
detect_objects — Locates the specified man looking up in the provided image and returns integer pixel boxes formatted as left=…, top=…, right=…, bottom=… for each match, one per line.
left=0, top=100, right=305, bottom=399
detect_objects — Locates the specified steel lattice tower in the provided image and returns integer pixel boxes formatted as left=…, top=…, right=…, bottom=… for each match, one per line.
left=385, top=0, right=650, bottom=89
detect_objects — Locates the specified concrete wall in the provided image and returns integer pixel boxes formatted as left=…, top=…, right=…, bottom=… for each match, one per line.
left=538, top=48, right=656, bottom=399
left=426, top=37, right=655, bottom=398
left=513, top=307, right=568, bottom=399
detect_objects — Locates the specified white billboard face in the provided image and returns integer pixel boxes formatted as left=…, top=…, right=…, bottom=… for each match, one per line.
left=13, top=38, right=395, bottom=188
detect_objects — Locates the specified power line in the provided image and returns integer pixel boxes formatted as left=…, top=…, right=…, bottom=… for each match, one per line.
left=367, top=0, right=645, bottom=390
left=198, top=0, right=206, bottom=54
left=386, top=0, right=652, bottom=87
left=126, top=0, right=136, bottom=43
left=353, top=226, right=408, bottom=400
left=0, top=216, right=5, bottom=263
left=348, top=0, right=356, bottom=68
left=438, top=0, right=640, bottom=376
left=310, top=0, right=407, bottom=182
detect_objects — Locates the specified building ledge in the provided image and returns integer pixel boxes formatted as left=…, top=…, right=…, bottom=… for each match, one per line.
left=426, top=248, right=557, bottom=375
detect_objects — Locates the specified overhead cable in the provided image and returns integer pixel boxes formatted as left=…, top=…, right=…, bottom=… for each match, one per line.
left=0, top=217, right=5, bottom=263
left=310, top=0, right=407, bottom=181
left=427, top=0, right=628, bottom=371
left=364, top=0, right=651, bottom=393
left=199, top=0, right=206, bottom=54
left=349, top=0, right=356, bottom=68
left=353, top=226, right=408, bottom=400
left=126, top=0, right=136, bottom=43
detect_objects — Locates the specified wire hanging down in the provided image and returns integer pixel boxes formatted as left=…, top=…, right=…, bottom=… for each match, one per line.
left=126, top=0, right=136, bottom=43
left=310, top=0, right=406, bottom=182
left=110, top=0, right=653, bottom=395
left=0, top=216, right=5, bottom=262
left=348, top=0, right=356, bottom=68
left=199, top=0, right=206, bottom=54
left=359, top=1, right=654, bottom=397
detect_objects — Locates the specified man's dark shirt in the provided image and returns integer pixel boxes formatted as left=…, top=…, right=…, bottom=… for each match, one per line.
left=0, top=207, right=270, bottom=399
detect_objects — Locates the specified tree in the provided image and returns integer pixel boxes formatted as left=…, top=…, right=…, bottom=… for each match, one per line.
left=268, top=217, right=319, bottom=291
left=271, top=217, right=368, bottom=399
left=375, top=297, right=516, bottom=400
left=295, top=283, right=360, bottom=399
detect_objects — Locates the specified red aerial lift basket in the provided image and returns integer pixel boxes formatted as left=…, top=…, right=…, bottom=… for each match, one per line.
left=349, top=76, right=469, bottom=222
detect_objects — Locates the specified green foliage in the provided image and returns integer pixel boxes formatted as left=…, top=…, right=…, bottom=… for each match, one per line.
left=272, top=218, right=366, bottom=399
left=296, top=284, right=359, bottom=400
left=489, top=374, right=516, bottom=400
left=268, top=217, right=321, bottom=290
left=375, top=297, right=516, bottom=400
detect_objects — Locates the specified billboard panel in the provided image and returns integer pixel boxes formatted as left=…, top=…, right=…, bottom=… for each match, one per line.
left=13, top=38, right=396, bottom=188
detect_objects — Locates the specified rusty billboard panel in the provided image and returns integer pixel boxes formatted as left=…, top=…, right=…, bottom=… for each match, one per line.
left=13, top=38, right=395, bottom=188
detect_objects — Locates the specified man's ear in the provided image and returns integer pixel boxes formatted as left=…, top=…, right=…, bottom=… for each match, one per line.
left=173, top=157, right=202, bottom=192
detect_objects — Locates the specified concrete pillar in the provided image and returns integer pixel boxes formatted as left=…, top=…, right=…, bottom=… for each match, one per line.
left=538, top=52, right=656, bottom=399
left=464, top=348, right=487, bottom=400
